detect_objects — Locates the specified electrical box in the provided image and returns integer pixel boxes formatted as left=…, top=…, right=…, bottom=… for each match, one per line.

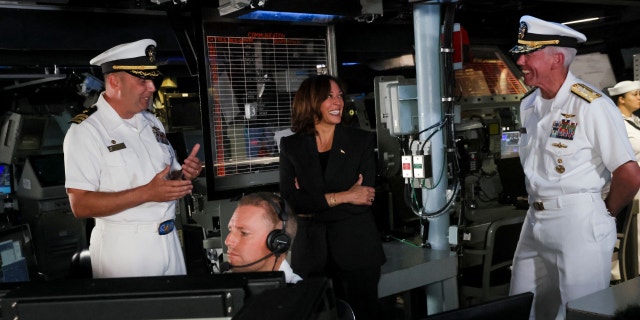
left=412, top=155, right=426, bottom=179
left=401, top=155, right=413, bottom=178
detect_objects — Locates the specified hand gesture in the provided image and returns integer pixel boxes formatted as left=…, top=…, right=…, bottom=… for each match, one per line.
left=181, top=143, right=203, bottom=180
left=147, top=166, right=193, bottom=202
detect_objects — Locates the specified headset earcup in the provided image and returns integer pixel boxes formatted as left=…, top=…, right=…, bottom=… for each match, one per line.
left=266, top=230, right=291, bottom=254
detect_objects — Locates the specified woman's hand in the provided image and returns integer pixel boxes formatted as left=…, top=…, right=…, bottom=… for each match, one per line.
left=346, top=174, right=376, bottom=205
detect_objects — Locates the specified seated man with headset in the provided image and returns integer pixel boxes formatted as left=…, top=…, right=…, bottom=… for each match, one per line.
left=223, top=192, right=301, bottom=284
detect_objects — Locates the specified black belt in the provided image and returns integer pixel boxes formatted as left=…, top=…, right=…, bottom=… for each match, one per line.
left=530, top=193, right=600, bottom=211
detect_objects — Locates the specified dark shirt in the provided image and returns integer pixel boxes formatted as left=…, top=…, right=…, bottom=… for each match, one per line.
left=319, top=150, right=329, bottom=173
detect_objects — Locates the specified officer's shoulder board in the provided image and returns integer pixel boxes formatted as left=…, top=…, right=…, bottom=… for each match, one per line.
left=69, top=105, right=97, bottom=124
left=570, top=83, right=602, bottom=103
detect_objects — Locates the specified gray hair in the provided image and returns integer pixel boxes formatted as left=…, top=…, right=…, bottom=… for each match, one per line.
left=545, top=46, right=577, bottom=68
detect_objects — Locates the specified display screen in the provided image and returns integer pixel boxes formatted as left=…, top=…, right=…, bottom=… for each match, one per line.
left=500, top=131, right=520, bottom=159
left=0, top=113, right=48, bottom=164
left=0, top=224, right=39, bottom=284
left=28, top=153, right=65, bottom=188
left=166, top=93, right=202, bottom=131
left=0, top=163, right=12, bottom=195
left=202, top=21, right=328, bottom=199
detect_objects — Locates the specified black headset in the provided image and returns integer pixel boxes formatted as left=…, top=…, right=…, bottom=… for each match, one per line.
left=262, top=193, right=291, bottom=256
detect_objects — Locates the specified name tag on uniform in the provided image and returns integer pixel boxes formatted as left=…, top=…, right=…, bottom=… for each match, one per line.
left=108, top=143, right=126, bottom=152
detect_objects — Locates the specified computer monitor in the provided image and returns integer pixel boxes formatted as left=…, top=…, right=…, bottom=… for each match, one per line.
left=495, top=156, right=528, bottom=206
left=165, top=92, right=202, bottom=132
left=0, top=163, right=13, bottom=195
left=16, top=153, right=66, bottom=200
left=500, top=130, right=520, bottom=159
left=0, top=224, right=40, bottom=285
left=1, top=272, right=286, bottom=319
left=0, top=112, right=49, bottom=164
left=425, top=292, right=533, bottom=320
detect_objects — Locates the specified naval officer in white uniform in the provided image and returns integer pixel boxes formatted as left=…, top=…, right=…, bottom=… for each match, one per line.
left=63, top=39, right=203, bottom=278
left=507, top=16, right=640, bottom=320
left=607, top=80, right=640, bottom=280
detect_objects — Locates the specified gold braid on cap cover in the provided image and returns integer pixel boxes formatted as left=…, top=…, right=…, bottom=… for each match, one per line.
left=112, top=65, right=159, bottom=70
left=129, top=70, right=161, bottom=78
left=517, top=39, right=560, bottom=49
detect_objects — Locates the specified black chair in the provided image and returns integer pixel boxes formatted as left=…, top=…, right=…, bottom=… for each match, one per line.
left=459, top=214, right=525, bottom=305
left=336, top=298, right=356, bottom=320
left=614, top=199, right=639, bottom=283
left=425, top=292, right=533, bottom=320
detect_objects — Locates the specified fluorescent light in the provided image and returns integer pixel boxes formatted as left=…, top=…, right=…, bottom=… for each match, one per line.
left=237, top=10, right=344, bottom=23
left=563, top=17, right=599, bottom=25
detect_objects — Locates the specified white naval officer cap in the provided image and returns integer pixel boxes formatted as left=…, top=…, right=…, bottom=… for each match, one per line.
left=608, top=80, right=640, bottom=96
left=90, top=39, right=161, bottom=80
left=509, top=15, right=587, bottom=55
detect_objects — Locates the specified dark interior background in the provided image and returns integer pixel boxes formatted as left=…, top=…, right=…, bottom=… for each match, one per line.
left=1, top=0, right=640, bottom=114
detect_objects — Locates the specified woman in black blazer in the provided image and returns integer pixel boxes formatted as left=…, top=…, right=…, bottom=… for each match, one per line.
left=279, top=75, right=386, bottom=320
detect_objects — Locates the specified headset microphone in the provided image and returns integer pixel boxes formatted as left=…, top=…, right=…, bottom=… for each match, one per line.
left=220, top=251, right=275, bottom=272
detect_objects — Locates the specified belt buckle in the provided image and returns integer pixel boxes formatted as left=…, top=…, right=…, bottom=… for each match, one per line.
left=158, top=220, right=175, bottom=235
left=533, top=201, right=545, bottom=211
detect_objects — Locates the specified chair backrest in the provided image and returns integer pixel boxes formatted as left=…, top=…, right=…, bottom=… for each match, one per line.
left=482, top=214, right=525, bottom=288
left=618, top=199, right=639, bottom=282
left=181, top=224, right=212, bottom=276
left=336, top=298, right=356, bottom=320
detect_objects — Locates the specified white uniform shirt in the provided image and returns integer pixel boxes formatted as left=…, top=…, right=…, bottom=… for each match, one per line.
left=64, top=93, right=186, bottom=278
left=64, top=93, right=181, bottom=223
left=279, top=259, right=302, bottom=284
left=519, top=72, right=636, bottom=198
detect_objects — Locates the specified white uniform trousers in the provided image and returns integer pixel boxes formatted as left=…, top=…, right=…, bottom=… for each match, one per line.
left=90, top=219, right=186, bottom=278
left=509, top=193, right=616, bottom=320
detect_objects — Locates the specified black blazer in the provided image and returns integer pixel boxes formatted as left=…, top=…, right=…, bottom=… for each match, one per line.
left=279, top=125, right=385, bottom=271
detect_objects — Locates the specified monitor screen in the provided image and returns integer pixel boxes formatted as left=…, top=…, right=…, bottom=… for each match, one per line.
left=1, top=272, right=286, bottom=319
left=0, top=163, right=12, bottom=195
left=27, top=153, right=65, bottom=188
left=166, top=92, right=202, bottom=131
left=0, top=113, right=48, bottom=164
left=0, top=224, right=39, bottom=284
left=202, top=22, right=328, bottom=200
left=495, top=156, right=528, bottom=204
left=500, top=131, right=520, bottom=159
